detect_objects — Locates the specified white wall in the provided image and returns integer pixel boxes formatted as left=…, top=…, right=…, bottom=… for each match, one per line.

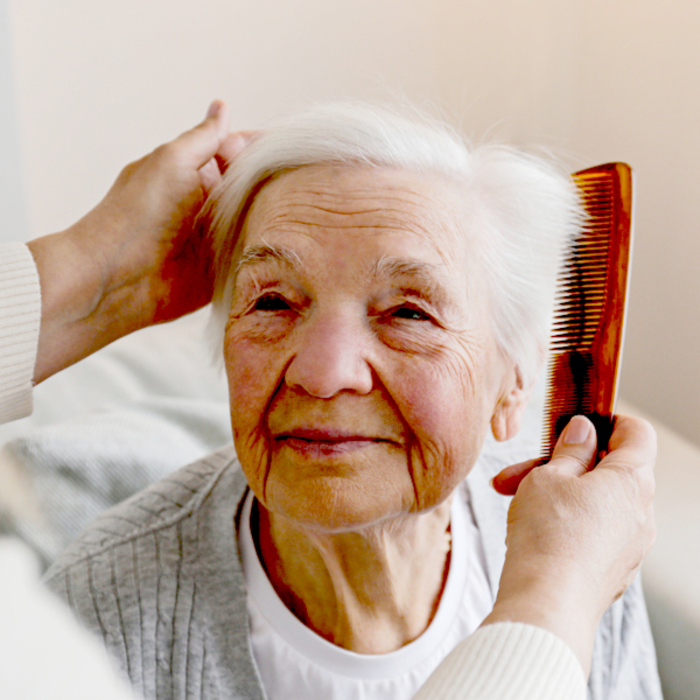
left=4, top=0, right=698, bottom=445
left=568, top=1, right=700, bottom=449
left=6, top=0, right=447, bottom=238
left=0, top=0, right=26, bottom=241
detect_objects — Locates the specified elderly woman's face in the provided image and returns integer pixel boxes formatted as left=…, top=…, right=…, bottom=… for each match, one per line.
left=223, top=165, right=519, bottom=530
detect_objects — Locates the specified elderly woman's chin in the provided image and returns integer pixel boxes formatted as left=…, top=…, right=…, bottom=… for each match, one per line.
left=257, top=441, right=435, bottom=531
left=231, top=388, right=492, bottom=532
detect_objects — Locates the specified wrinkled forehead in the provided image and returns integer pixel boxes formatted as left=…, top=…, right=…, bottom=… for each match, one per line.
left=238, top=164, right=479, bottom=267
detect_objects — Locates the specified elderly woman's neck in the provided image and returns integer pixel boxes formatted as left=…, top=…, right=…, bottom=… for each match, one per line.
left=254, top=499, right=453, bottom=654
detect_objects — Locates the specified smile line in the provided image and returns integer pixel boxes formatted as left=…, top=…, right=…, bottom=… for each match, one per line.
left=275, top=435, right=383, bottom=443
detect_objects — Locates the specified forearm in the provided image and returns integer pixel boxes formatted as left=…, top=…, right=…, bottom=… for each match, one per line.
left=27, top=227, right=148, bottom=384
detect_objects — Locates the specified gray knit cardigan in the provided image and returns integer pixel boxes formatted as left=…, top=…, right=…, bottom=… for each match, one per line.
left=44, top=445, right=663, bottom=700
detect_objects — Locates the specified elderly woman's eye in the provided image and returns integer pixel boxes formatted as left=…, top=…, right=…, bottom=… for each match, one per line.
left=391, top=305, right=431, bottom=321
left=253, top=294, right=291, bottom=312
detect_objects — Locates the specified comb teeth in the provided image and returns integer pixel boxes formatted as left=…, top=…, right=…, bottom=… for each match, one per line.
left=541, top=351, right=596, bottom=456
left=549, top=175, right=615, bottom=351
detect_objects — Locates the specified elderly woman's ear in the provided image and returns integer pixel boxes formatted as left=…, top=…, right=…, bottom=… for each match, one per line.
left=490, top=366, right=535, bottom=442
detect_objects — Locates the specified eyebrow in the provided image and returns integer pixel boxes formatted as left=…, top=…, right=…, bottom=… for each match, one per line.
left=234, top=246, right=451, bottom=300
left=373, top=255, right=450, bottom=300
left=235, top=244, right=302, bottom=274
left=373, top=255, right=440, bottom=281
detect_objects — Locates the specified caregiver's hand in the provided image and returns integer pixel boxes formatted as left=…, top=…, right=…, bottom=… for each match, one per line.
left=27, top=101, right=248, bottom=384
left=483, top=414, right=656, bottom=676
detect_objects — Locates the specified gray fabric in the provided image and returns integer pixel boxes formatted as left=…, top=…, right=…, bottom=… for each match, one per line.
left=45, top=447, right=264, bottom=700
left=0, top=397, right=231, bottom=566
left=44, top=443, right=662, bottom=700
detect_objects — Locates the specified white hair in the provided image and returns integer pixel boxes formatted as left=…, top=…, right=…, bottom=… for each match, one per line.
left=205, top=103, right=582, bottom=387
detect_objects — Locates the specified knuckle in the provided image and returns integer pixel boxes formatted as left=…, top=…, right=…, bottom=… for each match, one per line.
left=153, top=142, right=180, bottom=165
left=150, top=142, right=192, bottom=178
left=635, top=416, right=656, bottom=438
left=631, top=415, right=658, bottom=452
left=612, top=414, right=658, bottom=457
left=119, top=161, right=137, bottom=178
left=117, top=157, right=143, bottom=182
left=524, top=463, right=554, bottom=486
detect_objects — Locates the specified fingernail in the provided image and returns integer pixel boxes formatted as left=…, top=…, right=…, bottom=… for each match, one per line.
left=563, top=415, right=590, bottom=445
left=206, top=101, right=222, bottom=118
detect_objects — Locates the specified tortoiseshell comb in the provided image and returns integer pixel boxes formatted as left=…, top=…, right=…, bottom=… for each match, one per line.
left=541, top=163, right=634, bottom=459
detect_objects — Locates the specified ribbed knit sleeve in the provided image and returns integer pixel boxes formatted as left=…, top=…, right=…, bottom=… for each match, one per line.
left=412, top=622, right=586, bottom=700
left=0, top=243, right=41, bottom=423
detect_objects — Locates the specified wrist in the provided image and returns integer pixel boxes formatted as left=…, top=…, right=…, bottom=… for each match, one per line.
left=28, top=229, right=102, bottom=326
left=484, top=558, right=599, bottom=676
left=27, top=228, right=147, bottom=383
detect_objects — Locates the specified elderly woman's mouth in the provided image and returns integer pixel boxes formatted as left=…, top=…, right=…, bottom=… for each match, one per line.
left=274, top=429, right=392, bottom=457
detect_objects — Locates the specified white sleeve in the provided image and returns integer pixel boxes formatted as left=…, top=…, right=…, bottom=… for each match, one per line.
left=413, top=623, right=586, bottom=700
left=0, top=539, right=140, bottom=700
left=0, top=243, right=41, bottom=424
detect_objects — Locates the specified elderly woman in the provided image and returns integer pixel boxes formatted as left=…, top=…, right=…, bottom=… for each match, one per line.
left=9, top=103, right=658, bottom=700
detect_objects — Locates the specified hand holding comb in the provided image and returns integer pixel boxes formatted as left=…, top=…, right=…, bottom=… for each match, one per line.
left=541, top=163, right=633, bottom=459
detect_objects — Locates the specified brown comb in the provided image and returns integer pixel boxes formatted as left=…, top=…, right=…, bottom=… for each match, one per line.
left=541, top=162, right=633, bottom=459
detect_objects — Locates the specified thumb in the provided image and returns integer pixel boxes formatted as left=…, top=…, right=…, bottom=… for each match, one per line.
left=493, top=414, right=598, bottom=495
left=170, top=100, right=231, bottom=170
left=549, top=415, right=598, bottom=477
left=204, top=100, right=229, bottom=142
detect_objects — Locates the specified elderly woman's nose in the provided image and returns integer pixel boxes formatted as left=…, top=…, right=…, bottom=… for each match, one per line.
left=284, top=312, right=373, bottom=398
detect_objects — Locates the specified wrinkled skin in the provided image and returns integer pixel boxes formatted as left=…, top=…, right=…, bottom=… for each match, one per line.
left=223, top=164, right=529, bottom=532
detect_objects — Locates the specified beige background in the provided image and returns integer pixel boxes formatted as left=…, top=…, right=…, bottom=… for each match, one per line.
left=2, top=0, right=698, bottom=446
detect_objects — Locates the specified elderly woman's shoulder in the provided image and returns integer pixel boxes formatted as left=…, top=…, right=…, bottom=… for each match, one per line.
left=41, top=445, right=260, bottom=697
left=43, top=445, right=244, bottom=582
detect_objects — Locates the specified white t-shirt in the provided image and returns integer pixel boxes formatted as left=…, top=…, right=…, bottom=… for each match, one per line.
left=238, top=485, right=493, bottom=700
